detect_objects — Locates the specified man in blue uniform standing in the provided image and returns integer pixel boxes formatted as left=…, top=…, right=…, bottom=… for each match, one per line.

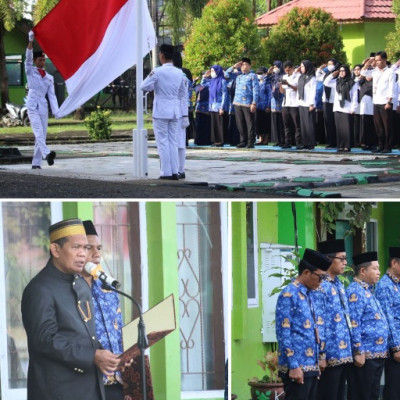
left=346, top=251, right=389, bottom=400
left=225, top=57, right=259, bottom=148
left=375, top=247, right=400, bottom=400
left=310, top=239, right=353, bottom=400
left=276, top=248, right=331, bottom=400
left=140, top=44, right=188, bottom=180
left=26, top=30, right=58, bottom=169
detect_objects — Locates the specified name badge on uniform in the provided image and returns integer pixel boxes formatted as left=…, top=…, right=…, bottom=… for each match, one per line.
left=338, top=94, right=343, bottom=101
left=345, top=313, right=352, bottom=330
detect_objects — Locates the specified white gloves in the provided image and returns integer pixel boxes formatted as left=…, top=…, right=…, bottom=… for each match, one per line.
left=181, top=116, right=190, bottom=128
left=28, top=30, right=34, bottom=42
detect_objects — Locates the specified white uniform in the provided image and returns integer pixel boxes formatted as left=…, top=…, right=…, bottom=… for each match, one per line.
left=25, top=48, right=59, bottom=167
left=140, top=62, right=187, bottom=177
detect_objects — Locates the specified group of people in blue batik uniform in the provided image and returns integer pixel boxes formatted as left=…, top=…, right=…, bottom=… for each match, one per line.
left=275, top=239, right=400, bottom=400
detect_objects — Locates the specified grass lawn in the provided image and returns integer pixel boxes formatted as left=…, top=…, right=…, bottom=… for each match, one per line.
left=0, top=111, right=154, bottom=135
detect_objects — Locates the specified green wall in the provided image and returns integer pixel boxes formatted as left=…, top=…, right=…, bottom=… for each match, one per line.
left=62, top=202, right=94, bottom=221
left=365, top=21, right=395, bottom=57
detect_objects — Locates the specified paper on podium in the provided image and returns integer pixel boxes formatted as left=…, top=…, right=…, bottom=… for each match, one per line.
left=119, top=294, right=176, bottom=365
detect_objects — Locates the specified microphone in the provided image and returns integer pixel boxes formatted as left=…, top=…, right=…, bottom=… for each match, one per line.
left=84, top=262, right=121, bottom=289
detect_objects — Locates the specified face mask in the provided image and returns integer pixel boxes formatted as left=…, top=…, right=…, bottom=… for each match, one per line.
left=273, top=67, right=279, bottom=74
left=327, top=65, right=335, bottom=72
left=211, top=71, right=217, bottom=79
left=257, top=74, right=263, bottom=80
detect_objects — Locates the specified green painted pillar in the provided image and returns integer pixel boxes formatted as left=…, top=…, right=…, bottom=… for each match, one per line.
left=146, top=202, right=181, bottom=400
left=62, top=202, right=94, bottom=221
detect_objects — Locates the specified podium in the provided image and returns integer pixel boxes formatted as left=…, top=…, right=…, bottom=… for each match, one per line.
left=119, top=294, right=176, bottom=365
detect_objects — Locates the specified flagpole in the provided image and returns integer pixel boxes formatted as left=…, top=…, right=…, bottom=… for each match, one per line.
left=133, top=0, right=148, bottom=178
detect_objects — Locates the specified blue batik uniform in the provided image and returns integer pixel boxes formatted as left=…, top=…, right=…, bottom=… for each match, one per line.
left=209, top=79, right=229, bottom=113
left=225, top=67, right=260, bottom=107
left=92, top=279, right=124, bottom=385
left=375, top=272, right=400, bottom=353
left=257, top=76, right=272, bottom=111
left=346, top=278, right=389, bottom=359
left=276, top=280, right=324, bottom=376
left=310, top=277, right=353, bottom=367
left=195, top=77, right=211, bottom=113
left=270, top=78, right=284, bottom=112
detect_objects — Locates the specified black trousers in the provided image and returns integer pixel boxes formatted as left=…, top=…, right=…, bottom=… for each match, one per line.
left=105, top=383, right=124, bottom=400
left=315, top=109, right=326, bottom=144
left=334, top=111, right=353, bottom=149
left=210, top=112, right=228, bottom=144
left=227, top=113, right=240, bottom=146
left=373, top=104, right=393, bottom=150
left=360, top=114, right=377, bottom=147
left=353, top=113, right=361, bottom=147
left=271, top=111, right=284, bottom=145
left=347, top=358, right=385, bottom=400
left=235, top=105, right=256, bottom=145
left=383, top=357, right=400, bottom=400
left=393, top=110, right=400, bottom=147
left=282, top=107, right=301, bottom=145
left=194, top=112, right=211, bottom=145
left=323, top=102, right=337, bottom=146
left=256, top=109, right=271, bottom=137
left=299, top=106, right=316, bottom=147
left=282, top=375, right=318, bottom=400
left=317, top=364, right=347, bottom=400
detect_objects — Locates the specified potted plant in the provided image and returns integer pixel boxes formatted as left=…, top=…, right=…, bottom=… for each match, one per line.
left=248, top=350, right=285, bottom=400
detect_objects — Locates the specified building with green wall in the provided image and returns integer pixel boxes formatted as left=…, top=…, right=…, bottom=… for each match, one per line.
left=231, top=201, right=400, bottom=400
left=0, top=201, right=228, bottom=400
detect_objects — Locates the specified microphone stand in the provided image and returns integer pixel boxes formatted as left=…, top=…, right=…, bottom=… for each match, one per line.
left=102, top=283, right=148, bottom=400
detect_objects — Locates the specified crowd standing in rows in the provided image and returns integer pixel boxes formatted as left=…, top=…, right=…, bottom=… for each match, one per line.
left=275, top=240, right=400, bottom=400
left=190, top=53, right=400, bottom=153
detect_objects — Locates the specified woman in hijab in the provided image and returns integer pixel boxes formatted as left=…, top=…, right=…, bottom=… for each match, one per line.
left=297, top=60, right=317, bottom=149
left=208, top=64, right=229, bottom=146
left=324, top=65, right=359, bottom=152
left=270, top=61, right=285, bottom=146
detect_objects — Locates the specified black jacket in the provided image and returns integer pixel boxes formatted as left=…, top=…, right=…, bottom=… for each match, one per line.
left=21, top=260, right=105, bottom=400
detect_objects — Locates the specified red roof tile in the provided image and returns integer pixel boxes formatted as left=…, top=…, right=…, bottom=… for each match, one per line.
left=256, top=0, right=395, bottom=26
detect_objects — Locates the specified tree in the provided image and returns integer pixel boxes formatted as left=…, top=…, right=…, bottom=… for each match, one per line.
left=386, top=0, right=400, bottom=61
left=184, top=0, right=264, bottom=76
left=0, top=0, right=25, bottom=110
left=33, top=0, right=59, bottom=23
left=262, top=7, right=347, bottom=66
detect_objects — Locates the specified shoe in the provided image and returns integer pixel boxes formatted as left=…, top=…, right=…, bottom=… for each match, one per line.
left=296, top=145, right=304, bottom=150
left=215, top=143, right=224, bottom=147
left=45, top=151, right=56, bottom=166
left=382, top=148, right=392, bottom=153
left=32, top=166, right=41, bottom=169
left=171, top=174, right=179, bottom=180
left=236, top=143, right=246, bottom=148
left=178, top=172, right=186, bottom=179
left=159, top=175, right=173, bottom=180
left=281, top=144, right=291, bottom=149
left=246, top=143, right=255, bottom=148
left=375, top=148, right=384, bottom=153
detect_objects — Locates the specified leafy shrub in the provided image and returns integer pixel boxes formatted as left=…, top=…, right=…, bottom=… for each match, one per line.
left=84, top=107, right=112, bottom=141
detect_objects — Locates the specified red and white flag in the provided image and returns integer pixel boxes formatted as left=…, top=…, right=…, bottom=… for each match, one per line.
left=33, top=0, right=156, bottom=118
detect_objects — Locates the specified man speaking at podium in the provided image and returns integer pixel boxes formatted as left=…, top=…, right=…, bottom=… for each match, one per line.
left=21, top=219, right=120, bottom=400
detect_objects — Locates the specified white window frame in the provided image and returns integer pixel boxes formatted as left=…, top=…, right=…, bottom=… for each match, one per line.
left=247, top=203, right=259, bottom=308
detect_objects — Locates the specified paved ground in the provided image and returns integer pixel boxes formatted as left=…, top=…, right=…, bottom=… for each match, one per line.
left=2, top=137, right=400, bottom=198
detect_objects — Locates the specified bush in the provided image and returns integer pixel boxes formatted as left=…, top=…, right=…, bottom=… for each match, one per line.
left=84, top=107, right=112, bottom=141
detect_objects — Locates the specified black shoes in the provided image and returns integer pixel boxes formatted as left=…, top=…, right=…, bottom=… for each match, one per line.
left=32, top=166, right=41, bottom=169
left=236, top=142, right=246, bottom=148
left=246, top=143, right=255, bottom=148
left=178, top=172, right=186, bottom=179
left=46, top=151, right=56, bottom=166
left=281, top=144, right=291, bottom=149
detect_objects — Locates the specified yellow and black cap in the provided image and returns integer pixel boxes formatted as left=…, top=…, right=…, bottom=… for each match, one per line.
left=49, top=218, right=85, bottom=243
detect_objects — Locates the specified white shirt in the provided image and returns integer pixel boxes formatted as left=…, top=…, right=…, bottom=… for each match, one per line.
left=282, top=72, right=300, bottom=107
left=297, top=76, right=316, bottom=107
left=25, top=48, right=59, bottom=115
left=141, top=62, right=187, bottom=119
left=324, top=74, right=359, bottom=113
left=361, top=66, right=395, bottom=105
left=317, top=69, right=335, bottom=103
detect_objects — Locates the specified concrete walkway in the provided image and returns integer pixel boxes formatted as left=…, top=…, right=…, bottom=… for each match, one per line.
left=2, top=140, right=400, bottom=198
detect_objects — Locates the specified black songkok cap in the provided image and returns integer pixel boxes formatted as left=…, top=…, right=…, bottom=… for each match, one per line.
left=241, top=57, right=251, bottom=64
left=353, top=251, right=378, bottom=266
left=83, top=220, right=98, bottom=236
left=317, top=239, right=346, bottom=255
left=256, top=67, right=266, bottom=75
left=49, top=218, right=85, bottom=242
left=33, top=51, right=45, bottom=59
left=302, top=248, right=331, bottom=271
left=389, top=247, right=400, bottom=259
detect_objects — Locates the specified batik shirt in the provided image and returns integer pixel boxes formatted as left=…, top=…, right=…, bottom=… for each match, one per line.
left=276, top=279, right=323, bottom=376
left=225, top=67, right=260, bottom=107
left=346, top=278, right=389, bottom=359
left=375, top=272, right=400, bottom=353
left=92, top=279, right=124, bottom=384
left=310, top=277, right=353, bottom=367
left=257, top=76, right=272, bottom=111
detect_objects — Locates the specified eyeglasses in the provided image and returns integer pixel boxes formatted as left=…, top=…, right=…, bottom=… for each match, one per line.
left=310, top=271, right=327, bottom=282
left=339, top=69, right=346, bottom=72
left=329, top=256, right=347, bottom=262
